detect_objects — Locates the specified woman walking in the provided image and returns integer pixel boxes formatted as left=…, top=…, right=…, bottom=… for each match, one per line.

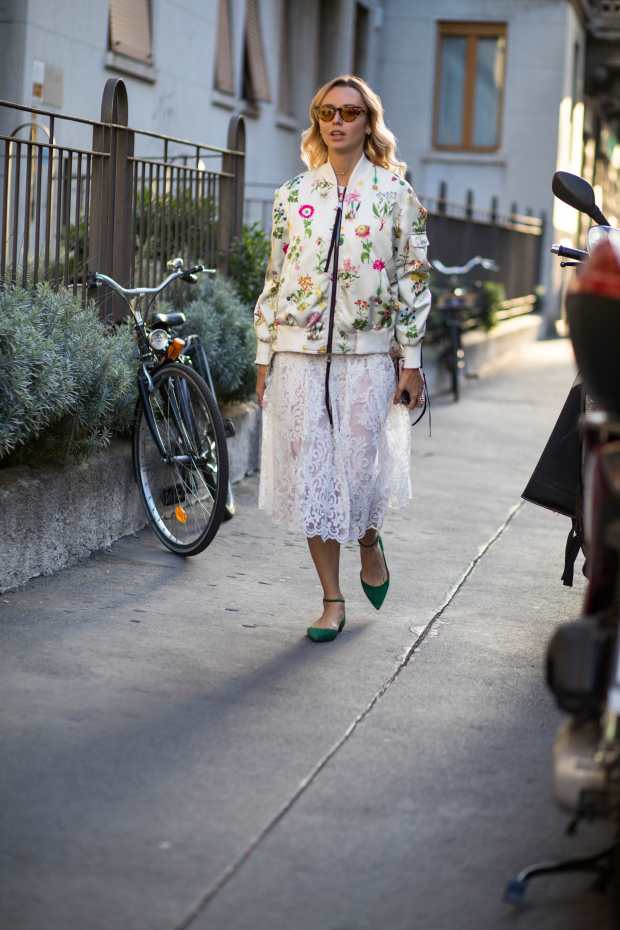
left=254, top=75, right=431, bottom=642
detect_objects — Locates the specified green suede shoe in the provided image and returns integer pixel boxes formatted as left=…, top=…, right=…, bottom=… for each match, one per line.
left=306, top=598, right=346, bottom=643
left=359, top=534, right=390, bottom=610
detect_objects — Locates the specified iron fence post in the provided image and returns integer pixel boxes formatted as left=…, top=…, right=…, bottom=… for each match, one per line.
left=218, top=113, right=245, bottom=274
left=89, top=78, right=134, bottom=322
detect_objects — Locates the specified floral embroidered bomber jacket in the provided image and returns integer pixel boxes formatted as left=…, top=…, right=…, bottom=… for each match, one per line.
left=253, top=153, right=431, bottom=368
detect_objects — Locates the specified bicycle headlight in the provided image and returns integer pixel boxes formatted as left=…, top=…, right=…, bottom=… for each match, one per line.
left=148, top=328, right=169, bottom=352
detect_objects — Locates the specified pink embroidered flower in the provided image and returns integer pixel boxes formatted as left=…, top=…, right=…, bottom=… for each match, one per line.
left=355, top=224, right=370, bottom=238
left=343, top=258, right=354, bottom=273
left=345, top=191, right=361, bottom=204
left=373, top=259, right=386, bottom=271
left=299, top=204, right=314, bottom=219
left=306, top=311, right=322, bottom=327
left=282, top=243, right=289, bottom=253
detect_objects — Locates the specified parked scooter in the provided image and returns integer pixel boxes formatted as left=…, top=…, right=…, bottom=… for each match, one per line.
left=506, top=172, right=620, bottom=924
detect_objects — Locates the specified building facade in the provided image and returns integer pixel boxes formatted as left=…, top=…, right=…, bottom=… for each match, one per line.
left=1, top=0, right=619, bottom=322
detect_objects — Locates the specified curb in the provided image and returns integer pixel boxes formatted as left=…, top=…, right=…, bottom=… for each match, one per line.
left=0, top=403, right=261, bottom=594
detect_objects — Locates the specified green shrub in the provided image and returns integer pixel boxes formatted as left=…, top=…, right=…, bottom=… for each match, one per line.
left=0, top=285, right=136, bottom=466
left=179, top=275, right=256, bottom=403
left=477, top=280, right=505, bottom=331
left=228, top=222, right=270, bottom=308
left=0, top=274, right=256, bottom=467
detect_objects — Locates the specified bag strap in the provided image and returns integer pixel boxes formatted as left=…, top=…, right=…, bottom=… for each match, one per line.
left=323, top=192, right=345, bottom=429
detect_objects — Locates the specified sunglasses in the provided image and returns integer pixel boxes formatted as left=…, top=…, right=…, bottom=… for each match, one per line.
left=313, top=104, right=367, bottom=123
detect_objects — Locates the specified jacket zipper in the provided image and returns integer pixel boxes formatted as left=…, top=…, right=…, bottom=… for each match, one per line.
left=323, top=186, right=346, bottom=428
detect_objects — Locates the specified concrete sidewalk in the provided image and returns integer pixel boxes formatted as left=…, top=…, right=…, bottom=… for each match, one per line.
left=0, top=338, right=610, bottom=930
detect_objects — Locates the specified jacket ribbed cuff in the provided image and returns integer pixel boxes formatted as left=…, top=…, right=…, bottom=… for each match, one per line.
left=255, top=341, right=273, bottom=366
left=402, top=344, right=422, bottom=368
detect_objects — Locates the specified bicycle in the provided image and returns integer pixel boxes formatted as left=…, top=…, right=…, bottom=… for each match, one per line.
left=430, top=255, right=499, bottom=402
left=88, top=258, right=229, bottom=556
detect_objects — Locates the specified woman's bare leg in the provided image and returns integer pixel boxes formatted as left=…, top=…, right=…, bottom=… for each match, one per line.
left=359, top=528, right=389, bottom=586
left=306, top=537, right=345, bottom=629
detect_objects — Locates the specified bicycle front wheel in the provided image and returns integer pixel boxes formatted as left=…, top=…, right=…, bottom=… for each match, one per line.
left=133, top=363, right=229, bottom=555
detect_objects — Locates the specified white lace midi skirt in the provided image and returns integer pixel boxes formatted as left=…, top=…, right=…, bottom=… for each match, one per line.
left=258, top=352, right=412, bottom=543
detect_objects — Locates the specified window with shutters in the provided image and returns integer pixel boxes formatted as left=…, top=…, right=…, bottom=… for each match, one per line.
left=242, top=0, right=271, bottom=106
left=214, top=0, right=235, bottom=95
left=433, top=22, right=506, bottom=152
left=108, top=0, right=153, bottom=64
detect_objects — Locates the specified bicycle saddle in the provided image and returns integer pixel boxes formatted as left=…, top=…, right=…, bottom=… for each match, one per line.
left=151, top=311, right=186, bottom=328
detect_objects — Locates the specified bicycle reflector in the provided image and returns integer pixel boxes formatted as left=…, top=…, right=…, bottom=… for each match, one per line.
left=166, top=338, right=185, bottom=360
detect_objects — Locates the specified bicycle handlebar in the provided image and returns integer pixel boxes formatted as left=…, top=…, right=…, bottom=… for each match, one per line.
left=87, top=265, right=215, bottom=299
left=431, top=256, right=499, bottom=275
left=550, top=244, right=588, bottom=262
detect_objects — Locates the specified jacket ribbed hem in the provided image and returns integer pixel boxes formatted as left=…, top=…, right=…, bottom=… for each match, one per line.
left=255, top=325, right=417, bottom=366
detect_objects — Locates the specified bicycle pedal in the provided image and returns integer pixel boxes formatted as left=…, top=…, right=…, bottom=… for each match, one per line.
left=160, top=484, right=186, bottom=506
left=224, top=417, right=236, bottom=438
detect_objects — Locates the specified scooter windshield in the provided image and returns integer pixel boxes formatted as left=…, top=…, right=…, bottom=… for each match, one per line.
left=587, top=224, right=620, bottom=252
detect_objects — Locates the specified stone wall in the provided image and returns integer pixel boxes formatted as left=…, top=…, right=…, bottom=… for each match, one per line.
left=0, top=403, right=261, bottom=593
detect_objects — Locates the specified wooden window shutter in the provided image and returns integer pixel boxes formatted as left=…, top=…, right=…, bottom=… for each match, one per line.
left=245, top=0, right=271, bottom=102
left=109, top=0, right=152, bottom=63
left=214, top=0, right=235, bottom=94
left=278, top=0, right=292, bottom=114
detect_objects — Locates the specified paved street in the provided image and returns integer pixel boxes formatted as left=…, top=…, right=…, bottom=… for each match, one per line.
left=0, top=338, right=611, bottom=930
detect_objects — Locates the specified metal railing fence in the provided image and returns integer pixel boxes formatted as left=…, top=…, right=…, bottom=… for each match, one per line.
left=0, top=79, right=245, bottom=321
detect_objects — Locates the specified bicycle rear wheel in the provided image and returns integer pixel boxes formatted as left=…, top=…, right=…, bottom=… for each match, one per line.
left=133, top=363, right=229, bottom=555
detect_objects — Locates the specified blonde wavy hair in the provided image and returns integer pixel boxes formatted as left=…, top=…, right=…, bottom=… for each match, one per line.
left=300, top=75, right=406, bottom=176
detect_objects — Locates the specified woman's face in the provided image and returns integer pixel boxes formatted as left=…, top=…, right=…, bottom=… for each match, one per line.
left=317, top=85, right=369, bottom=159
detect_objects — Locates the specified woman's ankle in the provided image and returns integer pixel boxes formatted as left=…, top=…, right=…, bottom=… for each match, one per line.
left=358, top=529, right=379, bottom=547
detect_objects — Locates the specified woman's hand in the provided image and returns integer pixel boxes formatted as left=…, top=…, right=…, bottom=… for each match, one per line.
left=256, top=364, right=269, bottom=408
left=394, top=367, right=424, bottom=410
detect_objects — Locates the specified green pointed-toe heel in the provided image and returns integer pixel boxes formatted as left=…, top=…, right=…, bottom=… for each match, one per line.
left=359, top=534, right=390, bottom=610
left=306, top=598, right=346, bottom=643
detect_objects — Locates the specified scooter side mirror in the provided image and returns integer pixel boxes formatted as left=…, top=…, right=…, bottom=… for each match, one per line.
left=552, top=172, right=608, bottom=225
